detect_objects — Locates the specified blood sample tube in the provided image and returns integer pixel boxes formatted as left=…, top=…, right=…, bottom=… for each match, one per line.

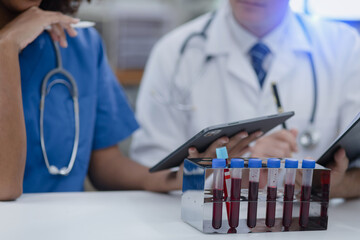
left=212, top=158, right=226, bottom=229
left=215, top=147, right=231, bottom=222
left=229, top=158, right=244, bottom=228
left=247, top=158, right=262, bottom=228
left=320, top=171, right=330, bottom=228
left=299, top=159, right=315, bottom=228
left=282, top=159, right=298, bottom=230
left=266, top=158, right=281, bottom=228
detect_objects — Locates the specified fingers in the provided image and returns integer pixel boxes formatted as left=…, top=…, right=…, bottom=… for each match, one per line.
left=188, top=137, right=229, bottom=159
left=48, top=22, right=78, bottom=48
left=60, top=22, right=78, bottom=37
left=290, top=128, right=298, bottom=138
left=227, top=131, right=263, bottom=155
left=331, top=148, right=349, bottom=173
left=47, top=11, right=79, bottom=26
left=203, top=137, right=229, bottom=158
left=328, top=148, right=348, bottom=194
left=249, top=131, right=295, bottom=158
left=44, top=11, right=79, bottom=47
left=225, top=131, right=248, bottom=150
left=49, top=23, right=67, bottom=47
left=274, top=130, right=298, bottom=152
left=188, top=147, right=200, bottom=158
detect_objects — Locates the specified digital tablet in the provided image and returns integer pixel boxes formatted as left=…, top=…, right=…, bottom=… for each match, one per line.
left=149, top=111, right=294, bottom=172
left=317, top=113, right=360, bottom=167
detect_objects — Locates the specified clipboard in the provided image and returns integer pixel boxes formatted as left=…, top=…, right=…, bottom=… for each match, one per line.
left=317, top=113, right=360, bottom=166
left=149, top=111, right=294, bottom=172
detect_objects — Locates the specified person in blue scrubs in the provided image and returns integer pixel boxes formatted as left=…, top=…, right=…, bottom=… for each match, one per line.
left=0, top=0, right=182, bottom=200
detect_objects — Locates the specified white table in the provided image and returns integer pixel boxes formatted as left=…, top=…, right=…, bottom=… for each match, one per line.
left=0, top=191, right=359, bottom=240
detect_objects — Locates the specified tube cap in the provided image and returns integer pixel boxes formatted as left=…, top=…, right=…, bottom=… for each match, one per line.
left=231, top=158, right=244, bottom=168
left=302, top=159, right=316, bottom=169
left=216, top=147, right=228, bottom=159
left=212, top=158, right=226, bottom=168
left=267, top=158, right=281, bottom=168
left=248, top=158, right=262, bottom=168
left=285, top=159, right=299, bottom=169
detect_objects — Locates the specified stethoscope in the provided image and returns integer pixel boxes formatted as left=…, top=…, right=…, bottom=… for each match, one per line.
left=40, top=39, right=80, bottom=176
left=153, top=12, right=320, bottom=149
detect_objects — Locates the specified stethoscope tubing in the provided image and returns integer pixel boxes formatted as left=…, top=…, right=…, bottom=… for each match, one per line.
left=40, top=40, right=80, bottom=176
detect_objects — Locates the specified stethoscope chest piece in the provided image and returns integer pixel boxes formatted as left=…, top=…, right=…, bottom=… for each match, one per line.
left=299, top=125, right=320, bottom=149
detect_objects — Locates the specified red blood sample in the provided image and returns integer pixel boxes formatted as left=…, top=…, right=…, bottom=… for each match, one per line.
left=247, top=181, right=259, bottom=228
left=320, top=171, right=330, bottom=228
left=299, top=185, right=312, bottom=227
left=212, top=189, right=223, bottom=229
left=266, top=186, right=277, bottom=227
left=282, top=184, right=295, bottom=228
left=229, top=178, right=242, bottom=228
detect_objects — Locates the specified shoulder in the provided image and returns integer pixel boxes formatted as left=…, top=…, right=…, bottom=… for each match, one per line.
left=300, top=14, right=359, bottom=49
left=66, top=27, right=104, bottom=57
left=298, top=14, right=360, bottom=66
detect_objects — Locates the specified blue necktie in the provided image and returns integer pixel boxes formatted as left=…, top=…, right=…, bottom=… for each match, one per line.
left=249, top=43, right=271, bottom=88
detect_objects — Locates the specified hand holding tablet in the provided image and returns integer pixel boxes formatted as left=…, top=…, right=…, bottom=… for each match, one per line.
left=149, top=112, right=295, bottom=172
left=317, top=113, right=360, bottom=167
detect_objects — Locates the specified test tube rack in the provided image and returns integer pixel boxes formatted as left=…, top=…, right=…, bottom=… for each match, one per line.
left=181, top=158, right=330, bottom=234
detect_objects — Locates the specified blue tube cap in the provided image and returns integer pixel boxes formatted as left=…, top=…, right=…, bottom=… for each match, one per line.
left=267, top=158, right=281, bottom=168
left=212, top=158, right=226, bottom=168
left=248, top=158, right=262, bottom=168
left=231, top=158, right=244, bottom=168
left=216, top=147, right=228, bottom=159
left=302, top=159, right=316, bottom=169
left=285, top=159, right=299, bottom=169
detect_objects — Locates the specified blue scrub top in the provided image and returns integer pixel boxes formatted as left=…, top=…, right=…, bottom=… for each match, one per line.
left=19, top=28, right=139, bottom=193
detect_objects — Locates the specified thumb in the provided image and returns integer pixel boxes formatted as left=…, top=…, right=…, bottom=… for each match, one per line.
left=188, top=147, right=200, bottom=158
left=332, top=148, right=349, bottom=173
left=290, top=128, right=298, bottom=138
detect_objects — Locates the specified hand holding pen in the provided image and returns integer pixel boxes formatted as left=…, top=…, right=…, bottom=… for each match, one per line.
left=271, top=82, right=287, bottom=129
left=248, top=83, right=299, bottom=158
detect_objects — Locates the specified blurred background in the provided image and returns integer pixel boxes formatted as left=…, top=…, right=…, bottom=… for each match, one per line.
left=77, top=0, right=360, bottom=189
left=76, top=0, right=360, bottom=109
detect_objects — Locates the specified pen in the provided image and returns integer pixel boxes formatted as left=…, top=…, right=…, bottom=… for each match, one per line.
left=271, top=82, right=287, bottom=129
left=45, top=21, right=96, bottom=30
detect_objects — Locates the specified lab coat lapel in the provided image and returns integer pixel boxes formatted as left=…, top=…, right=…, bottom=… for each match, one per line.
left=227, top=48, right=259, bottom=90
left=263, top=12, right=313, bottom=91
left=264, top=49, right=296, bottom=90
left=204, top=3, right=260, bottom=91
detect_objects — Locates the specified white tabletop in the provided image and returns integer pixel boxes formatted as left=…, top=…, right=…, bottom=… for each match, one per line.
left=0, top=191, right=359, bottom=240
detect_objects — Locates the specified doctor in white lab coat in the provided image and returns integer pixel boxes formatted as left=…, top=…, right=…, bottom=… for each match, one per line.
left=131, top=0, right=360, bottom=198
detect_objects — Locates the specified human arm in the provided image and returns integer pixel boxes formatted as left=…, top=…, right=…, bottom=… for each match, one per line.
left=0, top=37, right=26, bottom=200
left=0, top=7, right=79, bottom=200
left=89, top=145, right=182, bottom=192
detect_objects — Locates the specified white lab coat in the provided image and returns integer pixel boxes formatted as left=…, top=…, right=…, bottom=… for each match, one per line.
left=130, top=3, right=360, bottom=167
